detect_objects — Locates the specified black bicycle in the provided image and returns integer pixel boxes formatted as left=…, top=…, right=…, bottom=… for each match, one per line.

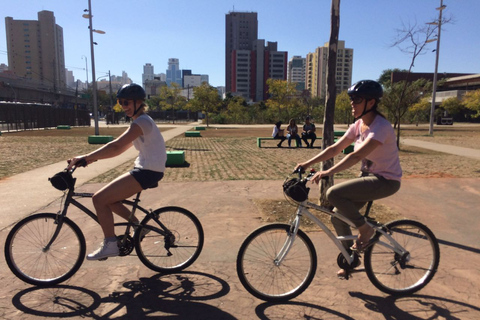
left=4, top=163, right=204, bottom=286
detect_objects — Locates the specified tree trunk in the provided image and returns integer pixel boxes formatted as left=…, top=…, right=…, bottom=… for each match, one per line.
left=320, top=0, right=340, bottom=206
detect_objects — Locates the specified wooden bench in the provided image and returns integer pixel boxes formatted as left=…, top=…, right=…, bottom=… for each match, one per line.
left=257, top=137, right=300, bottom=148
left=166, top=151, right=185, bottom=166
left=185, top=131, right=201, bottom=137
left=194, top=126, right=206, bottom=130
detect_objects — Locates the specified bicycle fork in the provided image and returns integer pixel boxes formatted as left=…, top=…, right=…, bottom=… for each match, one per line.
left=274, top=208, right=303, bottom=266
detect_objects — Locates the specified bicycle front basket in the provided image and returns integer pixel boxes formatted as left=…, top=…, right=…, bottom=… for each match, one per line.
left=49, top=170, right=75, bottom=191
left=283, top=178, right=310, bottom=202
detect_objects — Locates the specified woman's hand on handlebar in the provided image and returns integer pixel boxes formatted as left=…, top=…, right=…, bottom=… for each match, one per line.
left=294, top=163, right=309, bottom=173
left=67, top=156, right=90, bottom=171
left=310, top=171, right=330, bottom=184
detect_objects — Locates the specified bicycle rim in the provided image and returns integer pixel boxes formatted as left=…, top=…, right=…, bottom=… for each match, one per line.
left=236, top=224, right=317, bottom=302
left=5, top=213, right=85, bottom=286
left=136, top=207, right=204, bottom=273
left=364, top=219, right=440, bottom=295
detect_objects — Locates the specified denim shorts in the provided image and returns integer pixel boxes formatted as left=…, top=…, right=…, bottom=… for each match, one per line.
left=129, top=168, right=164, bottom=189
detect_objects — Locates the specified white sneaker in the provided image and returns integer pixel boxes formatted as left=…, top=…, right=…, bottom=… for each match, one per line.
left=86, top=239, right=119, bottom=260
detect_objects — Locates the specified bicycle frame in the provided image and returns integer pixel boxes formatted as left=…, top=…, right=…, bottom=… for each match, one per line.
left=45, top=187, right=170, bottom=251
left=275, top=199, right=409, bottom=267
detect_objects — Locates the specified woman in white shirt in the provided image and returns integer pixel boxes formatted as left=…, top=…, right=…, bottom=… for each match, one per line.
left=67, top=84, right=167, bottom=260
left=296, top=80, right=402, bottom=278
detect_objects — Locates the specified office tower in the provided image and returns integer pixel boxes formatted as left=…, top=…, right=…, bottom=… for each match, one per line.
left=305, top=41, right=353, bottom=98
left=230, top=40, right=287, bottom=102
left=5, top=10, right=66, bottom=89
left=288, top=56, right=306, bottom=91
left=143, top=63, right=154, bottom=87
left=225, top=11, right=258, bottom=93
left=166, top=58, right=182, bottom=87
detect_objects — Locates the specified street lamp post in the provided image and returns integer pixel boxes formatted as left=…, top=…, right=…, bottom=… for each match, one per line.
left=428, top=0, right=446, bottom=136
left=83, top=0, right=105, bottom=136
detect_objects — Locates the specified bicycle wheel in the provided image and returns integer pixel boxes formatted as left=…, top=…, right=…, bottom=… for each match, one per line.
left=4, top=213, right=86, bottom=286
left=364, top=219, right=440, bottom=296
left=236, top=223, right=317, bottom=302
left=135, top=206, right=204, bottom=273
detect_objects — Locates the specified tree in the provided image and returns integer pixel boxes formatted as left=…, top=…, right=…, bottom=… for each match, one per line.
left=441, top=96, right=463, bottom=117
left=409, top=97, right=431, bottom=125
left=319, top=0, right=340, bottom=207
left=187, top=82, right=221, bottom=127
left=463, top=89, right=480, bottom=118
left=225, top=96, right=249, bottom=124
left=378, top=68, right=408, bottom=88
left=265, top=78, right=298, bottom=120
left=388, top=15, right=449, bottom=145
left=159, top=83, right=185, bottom=123
left=381, top=79, right=431, bottom=147
left=334, top=90, right=351, bottom=124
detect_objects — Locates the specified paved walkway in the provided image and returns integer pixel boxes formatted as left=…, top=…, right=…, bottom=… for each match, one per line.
left=401, top=138, right=480, bottom=160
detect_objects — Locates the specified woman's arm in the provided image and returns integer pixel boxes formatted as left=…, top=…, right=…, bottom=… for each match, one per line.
left=310, top=137, right=381, bottom=183
left=67, top=123, right=143, bottom=169
left=297, top=135, right=354, bottom=170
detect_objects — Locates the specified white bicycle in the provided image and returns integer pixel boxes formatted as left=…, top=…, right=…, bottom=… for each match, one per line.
left=236, top=169, right=440, bottom=302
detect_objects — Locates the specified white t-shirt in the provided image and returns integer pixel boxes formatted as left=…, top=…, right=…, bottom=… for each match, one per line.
left=345, top=116, right=402, bottom=181
left=131, top=114, right=167, bottom=172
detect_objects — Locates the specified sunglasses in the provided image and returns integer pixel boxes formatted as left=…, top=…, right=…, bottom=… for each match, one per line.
left=118, top=99, right=131, bottom=106
left=349, top=96, right=365, bottom=104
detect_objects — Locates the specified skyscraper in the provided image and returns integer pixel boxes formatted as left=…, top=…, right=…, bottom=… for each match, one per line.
left=288, top=56, right=306, bottom=91
left=143, top=63, right=154, bottom=87
left=225, top=12, right=258, bottom=93
left=166, top=58, right=182, bottom=87
left=306, top=41, right=353, bottom=98
left=5, top=11, right=66, bottom=89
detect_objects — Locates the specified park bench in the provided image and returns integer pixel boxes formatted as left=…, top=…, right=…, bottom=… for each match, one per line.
left=257, top=137, right=300, bottom=148
left=194, top=126, right=206, bottom=130
left=166, top=150, right=185, bottom=166
left=185, top=131, right=201, bottom=137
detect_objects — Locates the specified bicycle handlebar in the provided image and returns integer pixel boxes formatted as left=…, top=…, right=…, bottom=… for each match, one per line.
left=293, top=166, right=329, bottom=183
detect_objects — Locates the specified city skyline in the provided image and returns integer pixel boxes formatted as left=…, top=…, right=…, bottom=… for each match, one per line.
left=1, top=1, right=479, bottom=89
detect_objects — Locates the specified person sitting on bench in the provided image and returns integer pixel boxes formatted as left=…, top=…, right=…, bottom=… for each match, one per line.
left=302, top=116, right=317, bottom=148
left=272, top=121, right=286, bottom=147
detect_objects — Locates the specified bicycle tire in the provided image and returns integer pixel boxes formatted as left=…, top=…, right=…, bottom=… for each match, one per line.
left=135, top=206, right=204, bottom=273
left=364, top=219, right=440, bottom=296
left=4, top=213, right=86, bottom=286
left=236, top=223, right=317, bottom=302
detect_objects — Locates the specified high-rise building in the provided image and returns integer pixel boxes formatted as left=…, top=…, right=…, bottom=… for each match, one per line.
left=166, top=58, right=182, bottom=87
left=5, top=11, right=66, bottom=89
left=288, top=56, right=306, bottom=91
left=305, top=41, right=353, bottom=98
left=230, top=40, right=287, bottom=102
left=143, top=63, right=154, bottom=87
left=225, top=11, right=258, bottom=93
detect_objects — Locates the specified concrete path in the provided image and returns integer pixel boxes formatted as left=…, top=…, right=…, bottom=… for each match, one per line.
left=402, top=138, right=480, bottom=160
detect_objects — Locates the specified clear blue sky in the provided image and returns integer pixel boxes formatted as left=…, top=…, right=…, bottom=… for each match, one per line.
left=1, top=0, right=479, bottom=88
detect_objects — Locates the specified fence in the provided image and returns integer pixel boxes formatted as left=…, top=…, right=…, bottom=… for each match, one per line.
left=0, top=103, right=90, bottom=132
left=148, top=110, right=198, bottom=123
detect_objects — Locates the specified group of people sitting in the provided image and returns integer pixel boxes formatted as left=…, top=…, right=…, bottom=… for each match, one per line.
left=272, top=117, right=317, bottom=148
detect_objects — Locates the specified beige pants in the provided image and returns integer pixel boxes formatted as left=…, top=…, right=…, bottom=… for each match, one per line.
left=327, top=175, right=401, bottom=249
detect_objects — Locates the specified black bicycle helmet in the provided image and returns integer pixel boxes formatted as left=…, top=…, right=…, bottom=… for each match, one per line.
left=347, top=80, right=383, bottom=102
left=116, top=83, right=146, bottom=100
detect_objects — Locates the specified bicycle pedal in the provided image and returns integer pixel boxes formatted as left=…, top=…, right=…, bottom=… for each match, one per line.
left=98, top=257, right=108, bottom=261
